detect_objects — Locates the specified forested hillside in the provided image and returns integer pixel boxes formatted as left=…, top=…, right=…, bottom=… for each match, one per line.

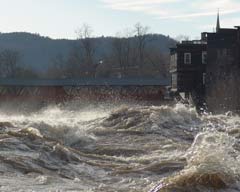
left=0, top=31, right=176, bottom=78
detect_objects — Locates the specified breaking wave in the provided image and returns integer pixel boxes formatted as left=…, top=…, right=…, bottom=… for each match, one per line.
left=0, top=102, right=240, bottom=191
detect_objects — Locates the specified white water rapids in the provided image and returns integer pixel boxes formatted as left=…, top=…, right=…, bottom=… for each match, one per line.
left=0, top=101, right=240, bottom=191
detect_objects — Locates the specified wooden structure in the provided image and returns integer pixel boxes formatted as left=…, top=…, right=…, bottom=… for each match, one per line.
left=0, top=78, right=170, bottom=102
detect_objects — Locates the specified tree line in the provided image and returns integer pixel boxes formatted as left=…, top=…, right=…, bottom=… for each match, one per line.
left=0, top=23, right=172, bottom=79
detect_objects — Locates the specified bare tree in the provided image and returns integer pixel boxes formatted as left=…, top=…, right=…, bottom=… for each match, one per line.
left=134, top=23, right=150, bottom=74
left=65, top=45, right=85, bottom=78
left=112, top=29, right=133, bottom=77
left=0, top=49, right=21, bottom=78
left=76, top=24, right=96, bottom=77
left=145, top=49, right=169, bottom=77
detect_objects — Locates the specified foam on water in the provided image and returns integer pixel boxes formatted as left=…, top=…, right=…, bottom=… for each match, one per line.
left=150, top=121, right=240, bottom=191
left=174, top=132, right=238, bottom=189
left=0, top=102, right=240, bottom=191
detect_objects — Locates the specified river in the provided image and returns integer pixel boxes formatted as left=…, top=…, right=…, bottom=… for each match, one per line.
left=0, top=101, right=240, bottom=192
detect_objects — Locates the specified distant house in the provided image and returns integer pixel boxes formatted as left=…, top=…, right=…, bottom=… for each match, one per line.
left=170, top=12, right=240, bottom=113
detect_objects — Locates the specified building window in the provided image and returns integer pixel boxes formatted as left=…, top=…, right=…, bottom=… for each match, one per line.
left=222, top=49, right=227, bottom=56
left=170, top=55, right=175, bottom=64
left=203, top=73, right=206, bottom=85
left=171, top=73, right=177, bottom=89
left=184, top=53, right=191, bottom=64
left=217, top=48, right=228, bottom=58
left=202, top=51, right=207, bottom=64
left=170, top=54, right=178, bottom=63
left=170, top=53, right=178, bottom=70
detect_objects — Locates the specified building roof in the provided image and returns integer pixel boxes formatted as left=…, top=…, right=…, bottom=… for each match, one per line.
left=0, top=78, right=170, bottom=87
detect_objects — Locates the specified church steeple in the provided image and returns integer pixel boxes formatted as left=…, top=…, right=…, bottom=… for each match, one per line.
left=216, top=9, right=220, bottom=32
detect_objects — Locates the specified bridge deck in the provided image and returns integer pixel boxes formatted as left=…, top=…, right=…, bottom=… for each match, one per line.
left=0, top=78, right=170, bottom=87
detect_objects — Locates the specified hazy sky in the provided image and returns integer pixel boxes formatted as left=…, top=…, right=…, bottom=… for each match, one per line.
left=0, top=0, right=240, bottom=39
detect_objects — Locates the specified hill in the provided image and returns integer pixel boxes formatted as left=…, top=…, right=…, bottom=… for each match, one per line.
left=0, top=32, right=176, bottom=73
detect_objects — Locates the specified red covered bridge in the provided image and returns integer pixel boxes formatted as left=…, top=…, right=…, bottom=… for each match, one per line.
left=0, top=78, right=170, bottom=102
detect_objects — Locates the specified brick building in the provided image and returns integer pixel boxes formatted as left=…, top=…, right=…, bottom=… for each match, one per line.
left=170, top=13, right=240, bottom=113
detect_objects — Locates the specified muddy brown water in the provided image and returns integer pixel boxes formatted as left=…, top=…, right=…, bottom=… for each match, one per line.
left=0, top=102, right=240, bottom=192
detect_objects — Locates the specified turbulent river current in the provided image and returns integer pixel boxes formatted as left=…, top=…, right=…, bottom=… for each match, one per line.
left=1, top=101, right=240, bottom=192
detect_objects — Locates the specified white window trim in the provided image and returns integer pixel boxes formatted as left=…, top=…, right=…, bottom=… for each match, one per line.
left=184, top=53, right=191, bottom=64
